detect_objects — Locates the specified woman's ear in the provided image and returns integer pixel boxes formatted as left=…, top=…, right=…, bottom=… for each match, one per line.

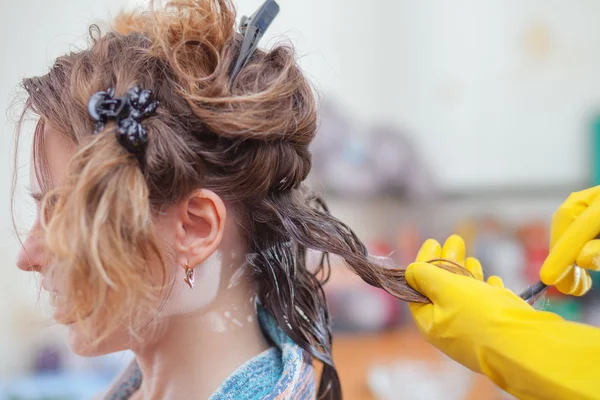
left=174, top=189, right=226, bottom=267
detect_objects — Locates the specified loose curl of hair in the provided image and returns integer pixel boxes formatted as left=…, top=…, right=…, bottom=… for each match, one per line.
left=15, top=1, right=468, bottom=398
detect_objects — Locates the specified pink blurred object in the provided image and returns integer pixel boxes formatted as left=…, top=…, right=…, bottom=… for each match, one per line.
left=517, top=222, right=560, bottom=297
left=310, top=100, right=438, bottom=200
left=396, top=224, right=421, bottom=267
left=368, top=238, right=394, bottom=258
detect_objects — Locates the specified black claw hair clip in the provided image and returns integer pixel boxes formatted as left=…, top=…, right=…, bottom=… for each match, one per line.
left=230, top=0, right=280, bottom=81
left=87, top=86, right=160, bottom=156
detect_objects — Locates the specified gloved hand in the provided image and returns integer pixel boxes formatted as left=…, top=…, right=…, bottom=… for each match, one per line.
left=407, top=235, right=535, bottom=373
left=407, top=235, right=600, bottom=400
left=541, top=186, right=600, bottom=295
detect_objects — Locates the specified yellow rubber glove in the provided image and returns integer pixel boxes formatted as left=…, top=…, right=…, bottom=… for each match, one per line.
left=541, top=186, right=600, bottom=295
left=407, top=235, right=600, bottom=400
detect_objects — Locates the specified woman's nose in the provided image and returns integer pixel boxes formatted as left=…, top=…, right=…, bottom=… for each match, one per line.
left=16, top=230, right=44, bottom=273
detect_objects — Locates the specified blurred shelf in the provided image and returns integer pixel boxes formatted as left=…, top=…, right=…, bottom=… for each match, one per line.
left=313, top=183, right=586, bottom=203
left=441, top=183, right=586, bottom=200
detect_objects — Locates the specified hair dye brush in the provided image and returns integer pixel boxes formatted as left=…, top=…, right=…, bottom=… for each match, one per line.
left=519, top=281, right=549, bottom=305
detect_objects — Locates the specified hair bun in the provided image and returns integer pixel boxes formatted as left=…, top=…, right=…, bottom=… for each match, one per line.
left=113, top=0, right=317, bottom=149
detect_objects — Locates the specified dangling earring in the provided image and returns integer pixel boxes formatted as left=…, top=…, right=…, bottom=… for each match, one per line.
left=183, top=262, right=195, bottom=289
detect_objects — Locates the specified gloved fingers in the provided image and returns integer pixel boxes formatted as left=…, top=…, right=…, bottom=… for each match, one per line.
left=416, top=239, right=442, bottom=263
left=550, top=186, right=600, bottom=248
left=406, top=261, right=457, bottom=304
left=585, top=272, right=593, bottom=294
left=572, top=271, right=592, bottom=296
left=565, top=268, right=592, bottom=296
left=576, top=240, right=600, bottom=271
left=553, top=266, right=591, bottom=296
left=465, top=257, right=483, bottom=281
left=541, top=196, right=600, bottom=285
left=441, top=235, right=466, bottom=267
left=553, top=265, right=578, bottom=294
left=486, top=275, right=504, bottom=288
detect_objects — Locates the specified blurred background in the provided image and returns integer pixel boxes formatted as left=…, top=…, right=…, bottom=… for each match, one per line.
left=2, top=0, right=600, bottom=399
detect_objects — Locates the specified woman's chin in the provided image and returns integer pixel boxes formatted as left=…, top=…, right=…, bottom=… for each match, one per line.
left=66, top=324, right=129, bottom=357
left=66, top=327, right=100, bottom=356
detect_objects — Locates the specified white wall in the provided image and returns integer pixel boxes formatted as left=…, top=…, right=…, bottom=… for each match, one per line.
left=376, top=0, right=600, bottom=191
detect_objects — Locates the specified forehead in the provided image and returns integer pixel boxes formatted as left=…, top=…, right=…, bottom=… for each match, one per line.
left=30, top=123, right=75, bottom=192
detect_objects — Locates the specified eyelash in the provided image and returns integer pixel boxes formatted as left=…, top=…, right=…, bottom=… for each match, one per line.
left=26, top=186, right=43, bottom=203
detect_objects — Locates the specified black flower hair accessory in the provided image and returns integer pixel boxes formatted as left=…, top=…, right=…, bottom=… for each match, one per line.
left=87, top=86, right=160, bottom=156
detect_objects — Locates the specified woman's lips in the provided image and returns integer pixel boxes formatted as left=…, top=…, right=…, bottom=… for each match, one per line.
left=42, top=284, right=69, bottom=320
left=41, top=281, right=77, bottom=325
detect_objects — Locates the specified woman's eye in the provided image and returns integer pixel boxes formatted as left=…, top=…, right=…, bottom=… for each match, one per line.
left=40, top=193, right=60, bottom=221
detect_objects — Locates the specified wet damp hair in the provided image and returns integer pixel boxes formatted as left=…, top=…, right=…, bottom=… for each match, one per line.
left=15, top=1, right=467, bottom=398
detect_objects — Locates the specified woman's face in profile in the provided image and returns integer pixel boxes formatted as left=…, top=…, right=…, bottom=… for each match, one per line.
left=14, top=126, right=171, bottom=356
left=17, top=126, right=73, bottom=319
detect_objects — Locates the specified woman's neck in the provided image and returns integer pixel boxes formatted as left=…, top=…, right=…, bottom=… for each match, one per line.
left=131, top=265, right=270, bottom=399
